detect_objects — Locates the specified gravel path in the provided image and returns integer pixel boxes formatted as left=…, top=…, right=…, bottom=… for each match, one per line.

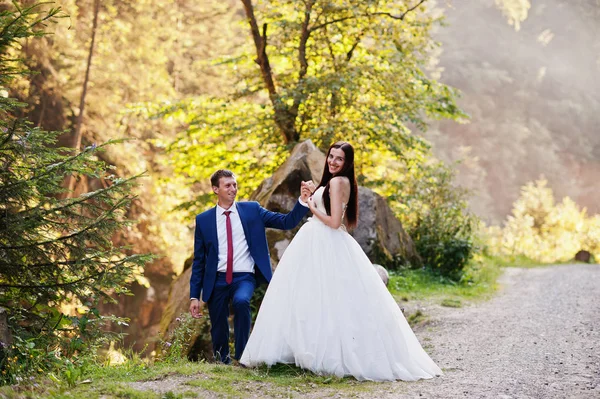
left=131, top=264, right=600, bottom=398
left=393, top=264, right=600, bottom=399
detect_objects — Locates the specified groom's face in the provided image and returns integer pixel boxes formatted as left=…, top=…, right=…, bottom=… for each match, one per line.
left=213, top=176, right=238, bottom=205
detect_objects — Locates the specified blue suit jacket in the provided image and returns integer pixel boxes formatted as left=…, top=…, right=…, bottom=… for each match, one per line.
left=190, top=200, right=309, bottom=302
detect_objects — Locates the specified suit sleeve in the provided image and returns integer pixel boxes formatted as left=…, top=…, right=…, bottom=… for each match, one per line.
left=259, top=200, right=309, bottom=230
left=190, top=214, right=206, bottom=300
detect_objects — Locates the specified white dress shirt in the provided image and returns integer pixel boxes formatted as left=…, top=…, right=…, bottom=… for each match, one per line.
left=216, top=202, right=255, bottom=273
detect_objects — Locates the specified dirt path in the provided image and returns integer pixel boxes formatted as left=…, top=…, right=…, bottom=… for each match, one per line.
left=390, top=264, right=600, bottom=399
left=132, top=264, right=600, bottom=398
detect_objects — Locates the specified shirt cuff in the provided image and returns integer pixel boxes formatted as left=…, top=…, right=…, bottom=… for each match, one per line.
left=190, top=298, right=199, bottom=301
left=298, top=196, right=309, bottom=208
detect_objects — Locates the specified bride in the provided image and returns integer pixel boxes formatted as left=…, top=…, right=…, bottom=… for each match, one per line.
left=240, top=141, right=442, bottom=381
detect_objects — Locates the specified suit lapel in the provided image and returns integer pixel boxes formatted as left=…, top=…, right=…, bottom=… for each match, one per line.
left=236, top=203, right=252, bottom=247
left=207, top=206, right=218, bottom=245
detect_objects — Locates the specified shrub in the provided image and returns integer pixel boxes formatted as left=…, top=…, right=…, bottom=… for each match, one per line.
left=487, top=179, right=600, bottom=263
left=402, top=163, right=479, bottom=279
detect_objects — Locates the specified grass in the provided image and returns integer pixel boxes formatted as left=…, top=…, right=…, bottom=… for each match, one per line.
left=182, top=363, right=370, bottom=398
left=482, top=253, right=589, bottom=269
left=440, top=299, right=462, bottom=308
left=388, top=254, right=502, bottom=305
left=0, top=358, right=376, bottom=399
left=484, top=254, right=546, bottom=268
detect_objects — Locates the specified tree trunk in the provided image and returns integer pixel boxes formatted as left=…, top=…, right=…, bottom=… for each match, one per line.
left=240, top=0, right=299, bottom=145
left=64, top=0, right=100, bottom=197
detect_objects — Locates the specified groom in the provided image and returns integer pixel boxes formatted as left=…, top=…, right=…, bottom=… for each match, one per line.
left=189, top=169, right=313, bottom=363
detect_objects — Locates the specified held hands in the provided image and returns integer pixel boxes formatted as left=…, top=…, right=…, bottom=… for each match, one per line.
left=189, top=299, right=205, bottom=319
left=300, top=180, right=316, bottom=203
left=307, top=195, right=316, bottom=212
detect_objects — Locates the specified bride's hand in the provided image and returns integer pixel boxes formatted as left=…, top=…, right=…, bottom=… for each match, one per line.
left=307, top=195, right=316, bottom=212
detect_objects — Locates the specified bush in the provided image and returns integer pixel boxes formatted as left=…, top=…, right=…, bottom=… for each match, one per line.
left=487, top=178, right=600, bottom=263
left=401, top=163, right=478, bottom=279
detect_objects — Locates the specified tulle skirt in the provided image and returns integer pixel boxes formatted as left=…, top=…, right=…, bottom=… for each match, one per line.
left=240, top=218, right=442, bottom=381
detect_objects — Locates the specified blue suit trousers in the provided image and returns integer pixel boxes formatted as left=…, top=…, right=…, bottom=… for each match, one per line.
left=207, top=272, right=256, bottom=363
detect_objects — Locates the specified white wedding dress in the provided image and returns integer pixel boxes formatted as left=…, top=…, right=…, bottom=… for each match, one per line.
left=240, top=187, right=442, bottom=381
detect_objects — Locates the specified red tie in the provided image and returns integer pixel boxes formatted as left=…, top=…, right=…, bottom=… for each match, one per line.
left=224, top=210, right=233, bottom=284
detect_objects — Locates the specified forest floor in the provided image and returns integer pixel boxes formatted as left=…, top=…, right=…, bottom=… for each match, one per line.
left=4, top=264, right=599, bottom=399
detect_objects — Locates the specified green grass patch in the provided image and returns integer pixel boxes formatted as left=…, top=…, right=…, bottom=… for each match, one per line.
left=389, top=254, right=502, bottom=305
left=484, top=254, right=544, bottom=268
left=484, top=253, right=587, bottom=268
left=182, top=362, right=363, bottom=398
left=440, top=299, right=462, bottom=308
left=405, top=310, right=427, bottom=325
left=1, top=358, right=376, bottom=399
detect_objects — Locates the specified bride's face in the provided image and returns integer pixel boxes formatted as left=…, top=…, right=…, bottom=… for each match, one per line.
left=327, top=148, right=346, bottom=175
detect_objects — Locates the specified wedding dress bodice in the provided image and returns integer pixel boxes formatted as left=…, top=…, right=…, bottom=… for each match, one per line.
left=311, top=186, right=347, bottom=229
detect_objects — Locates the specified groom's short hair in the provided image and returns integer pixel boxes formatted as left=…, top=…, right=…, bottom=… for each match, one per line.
left=211, top=169, right=236, bottom=188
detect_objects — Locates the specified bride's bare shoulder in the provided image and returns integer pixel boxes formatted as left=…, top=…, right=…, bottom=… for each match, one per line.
left=329, top=177, right=351, bottom=201
left=330, top=176, right=350, bottom=188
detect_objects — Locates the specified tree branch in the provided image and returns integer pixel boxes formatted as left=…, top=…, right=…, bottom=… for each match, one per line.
left=1, top=196, right=130, bottom=250
left=0, top=268, right=108, bottom=289
left=0, top=119, right=17, bottom=148
left=0, top=257, right=140, bottom=289
left=289, top=0, right=315, bottom=121
left=310, top=0, right=427, bottom=32
left=298, top=0, right=314, bottom=81
left=240, top=0, right=278, bottom=103
left=23, top=173, right=140, bottom=219
left=0, top=258, right=114, bottom=271
left=371, top=0, right=427, bottom=20
left=0, top=141, right=106, bottom=191
left=346, top=32, right=364, bottom=62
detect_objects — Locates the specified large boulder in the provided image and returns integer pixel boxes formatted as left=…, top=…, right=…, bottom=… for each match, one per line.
left=353, top=187, right=421, bottom=267
left=252, top=140, right=326, bottom=212
left=251, top=139, right=420, bottom=268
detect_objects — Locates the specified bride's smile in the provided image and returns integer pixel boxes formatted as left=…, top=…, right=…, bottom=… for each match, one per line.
left=327, top=148, right=345, bottom=175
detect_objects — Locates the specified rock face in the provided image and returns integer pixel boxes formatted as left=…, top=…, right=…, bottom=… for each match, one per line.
left=100, top=217, right=175, bottom=354
left=353, top=187, right=420, bottom=267
left=0, top=307, right=12, bottom=364
left=427, top=1, right=600, bottom=222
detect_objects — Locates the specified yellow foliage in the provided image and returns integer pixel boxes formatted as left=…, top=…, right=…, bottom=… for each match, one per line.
left=494, top=0, right=531, bottom=31
left=487, top=178, right=600, bottom=263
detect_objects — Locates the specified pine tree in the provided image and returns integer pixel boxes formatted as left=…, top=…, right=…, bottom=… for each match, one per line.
left=0, top=2, right=152, bottom=382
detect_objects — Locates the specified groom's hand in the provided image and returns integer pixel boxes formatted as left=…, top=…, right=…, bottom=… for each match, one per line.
left=304, top=180, right=316, bottom=192
left=189, top=299, right=204, bottom=319
left=300, top=181, right=315, bottom=202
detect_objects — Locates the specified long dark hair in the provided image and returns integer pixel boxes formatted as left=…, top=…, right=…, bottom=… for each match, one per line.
left=318, top=141, right=358, bottom=228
